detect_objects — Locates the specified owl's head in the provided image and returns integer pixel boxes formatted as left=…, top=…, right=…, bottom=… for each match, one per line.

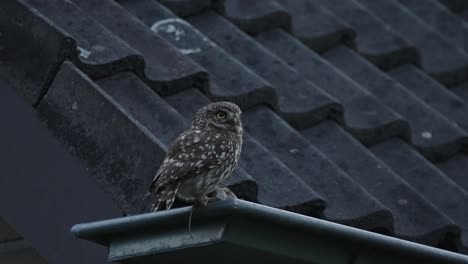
left=193, top=102, right=242, bottom=135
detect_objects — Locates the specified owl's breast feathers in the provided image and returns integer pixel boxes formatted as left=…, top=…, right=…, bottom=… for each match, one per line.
left=149, top=127, right=242, bottom=195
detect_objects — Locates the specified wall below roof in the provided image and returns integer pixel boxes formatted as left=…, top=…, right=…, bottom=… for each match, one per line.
left=0, top=81, right=121, bottom=263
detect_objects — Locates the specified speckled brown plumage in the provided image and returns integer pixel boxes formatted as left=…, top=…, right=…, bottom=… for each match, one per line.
left=148, top=102, right=243, bottom=211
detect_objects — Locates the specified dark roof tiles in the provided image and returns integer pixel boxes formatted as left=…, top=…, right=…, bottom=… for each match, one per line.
left=459, top=9, right=468, bottom=22
left=438, top=0, right=468, bottom=12
left=96, top=72, right=186, bottom=145
left=388, top=65, right=468, bottom=132
left=188, top=12, right=342, bottom=128
left=238, top=135, right=326, bottom=214
left=317, top=0, right=419, bottom=69
left=73, top=0, right=208, bottom=94
left=4, top=0, right=468, bottom=255
left=301, top=121, right=457, bottom=245
left=371, top=139, right=468, bottom=248
left=213, top=0, right=291, bottom=34
left=324, top=46, right=467, bottom=161
left=158, top=0, right=211, bottom=17
left=23, top=0, right=143, bottom=78
left=436, top=154, right=468, bottom=193
left=37, top=61, right=166, bottom=214
left=0, top=0, right=74, bottom=105
left=452, top=82, right=468, bottom=103
left=357, top=0, right=468, bottom=86
left=398, top=0, right=468, bottom=53
left=120, top=0, right=277, bottom=109
left=279, top=0, right=355, bottom=52
left=243, top=106, right=392, bottom=230
left=256, top=29, right=408, bottom=144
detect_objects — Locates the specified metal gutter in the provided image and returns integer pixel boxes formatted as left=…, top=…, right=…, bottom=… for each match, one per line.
left=71, top=199, right=468, bottom=264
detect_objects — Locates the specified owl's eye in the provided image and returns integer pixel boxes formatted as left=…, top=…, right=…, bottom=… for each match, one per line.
left=215, top=111, right=227, bottom=119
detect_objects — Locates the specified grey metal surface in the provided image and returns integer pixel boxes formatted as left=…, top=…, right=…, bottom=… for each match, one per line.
left=72, top=199, right=468, bottom=264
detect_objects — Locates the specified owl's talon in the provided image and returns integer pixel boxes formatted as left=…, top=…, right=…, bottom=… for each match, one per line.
left=194, top=196, right=209, bottom=207
left=221, top=187, right=237, bottom=200
left=208, top=187, right=237, bottom=202
left=207, top=196, right=223, bottom=203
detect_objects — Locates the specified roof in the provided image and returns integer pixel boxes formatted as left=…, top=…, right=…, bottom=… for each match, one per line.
left=71, top=199, right=468, bottom=264
left=2, top=0, right=468, bottom=258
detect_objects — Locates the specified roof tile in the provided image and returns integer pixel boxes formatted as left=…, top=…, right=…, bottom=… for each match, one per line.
left=256, top=29, right=408, bottom=144
left=318, top=0, right=419, bottom=69
left=389, top=65, right=468, bottom=132
left=189, top=12, right=342, bottom=128
left=23, top=0, right=143, bottom=79
left=243, top=106, right=393, bottom=231
left=436, top=154, right=468, bottom=193
left=37, top=61, right=166, bottom=214
left=452, top=82, right=468, bottom=102
left=279, top=0, right=355, bottom=52
left=324, top=46, right=467, bottom=161
left=120, top=0, right=277, bottom=109
left=73, top=0, right=208, bottom=94
left=158, top=0, right=211, bottom=17
left=371, top=139, right=468, bottom=247
left=214, top=0, right=291, bottom=34
left=302, top=121, right=456, bottom=245
left=436, top=0, right=468, bottom=13
left=357, top=0, right=468, bottom=86
left=398, top=0, right=468, bottom=53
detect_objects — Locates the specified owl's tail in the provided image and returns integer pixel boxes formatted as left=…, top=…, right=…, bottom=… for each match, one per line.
left=150, top=182, right=181, bottom=212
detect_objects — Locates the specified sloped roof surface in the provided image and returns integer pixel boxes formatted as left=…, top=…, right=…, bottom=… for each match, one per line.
left=2, top=0, right=468, bottom=255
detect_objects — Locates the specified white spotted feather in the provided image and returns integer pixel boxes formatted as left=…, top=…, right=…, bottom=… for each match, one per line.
left=147, top=102, right=243, bottom=211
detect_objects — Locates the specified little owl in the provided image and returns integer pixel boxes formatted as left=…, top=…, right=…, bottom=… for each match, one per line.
left=147, top=101, right=243, bottom=211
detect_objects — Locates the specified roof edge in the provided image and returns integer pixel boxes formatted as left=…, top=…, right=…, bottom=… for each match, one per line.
left=71, top=199, right=468, bottom=263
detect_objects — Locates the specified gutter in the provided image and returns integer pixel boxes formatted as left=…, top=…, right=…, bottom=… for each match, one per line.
left=71, top=199, right=468, bottom=263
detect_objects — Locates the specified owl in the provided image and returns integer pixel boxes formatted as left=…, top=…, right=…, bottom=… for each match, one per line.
left=148, top=101, right=243, bottom=212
